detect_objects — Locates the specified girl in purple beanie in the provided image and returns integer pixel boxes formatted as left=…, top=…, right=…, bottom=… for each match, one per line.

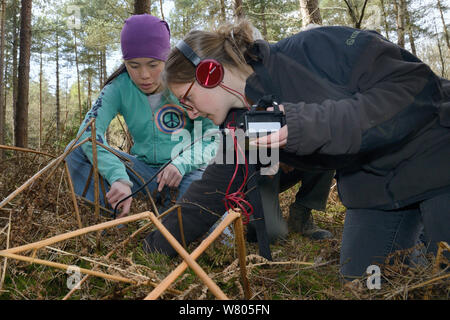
left=66, top=14, right=218, bottom=217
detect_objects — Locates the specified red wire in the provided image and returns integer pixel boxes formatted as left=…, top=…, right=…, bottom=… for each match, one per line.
left=219, top=83, right=251, bottom=110
left=223, top=120, right=253, bottom=224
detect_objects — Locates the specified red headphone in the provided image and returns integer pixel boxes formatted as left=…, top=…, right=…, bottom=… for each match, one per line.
left=176, top=40, right=224, bottom=88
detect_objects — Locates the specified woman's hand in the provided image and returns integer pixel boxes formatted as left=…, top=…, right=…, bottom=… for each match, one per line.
left=106, top=181, right=132, bottom=218
left=157, top=164, right=183, bottom=192
left=249, top=104, right=288, bottom=148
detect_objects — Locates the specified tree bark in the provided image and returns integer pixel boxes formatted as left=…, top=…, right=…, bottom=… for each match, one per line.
left=342, top=0, right=369, bottom=29
left=379, top=0, right=390, bottom=40
left=14, top=0, right=32, bottom=148
left=55, top=32, right=61, bottom=138
left=98, top=51, right=103, bottom=89
left=234, top=0, right=245, bottom=21
left=437, top=0, right=449, bottom=51
left=159, top=0, right=164, bottom=20
left=39, top=50, right=42, bottom=150
left=87, top=73, right=92, bottom=112
left=404, top=3, right=416, bottom=56
left=3, top=51, right=6, bottom=123
left=3, top=51, right=6, bottom=118
left=342, top=0, right=359, bottom=28
left=74, top=30, right=82, bottom=125
left=435, top=23, right=446, bottom=77
left=436, top=34, right=445, bottom=77
left=394, top=0, right=405, bottom=48
left=299, top=0, right=322, bottom=27
left=134, top=0, right=151, bottom=14
left=102, top=49, right=107, bottom=87
left=260, top=0, right=267, bottom=38
left=0, top=0, right=5, bottom=158
left=220, top=0, right=226, bottom=22
left=12, top=0, right=19, bottom=129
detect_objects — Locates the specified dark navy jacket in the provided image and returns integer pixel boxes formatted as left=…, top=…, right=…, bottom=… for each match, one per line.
left=245, top=26, right=450, bottom=209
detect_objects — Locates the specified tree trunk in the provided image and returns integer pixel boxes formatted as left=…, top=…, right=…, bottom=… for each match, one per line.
left=12, top=0, right=19, bottom=129
left=87, top=73, right=92, bottom=111
left=39, top=50, right=42, bottom=150
left=0, top=0, right=5, bottom=158
left=74, top=30, right=82, bottom=125
left=435, top=23, right=446, bottom=77
left=260, top=0, right=267, bottom=39
left=134, top=0, right=151, bottom=14
left=55, top=32, right=61, bottom=138
left=343, top=0, right=369, bottom=29
left=14, top=0, right=32, bottom=148
left=98, top=51, right=103, bottom=88
left=234, top=0, right=244, bottom=21
left=3, top=51, right=6, bottom=121
left=299, top=0, right=322, bottom=27
left=379, top=0, right=390, bottom=40
left=343, top=0, right=359, bottom=28
left=404, top=3, right=416, bottom=56
left=159, top=0, right=164, bottom=20
left=102, top=49, right=107, bottom=87
left=437, top=0, right=449, bottom=51
left=3, top=51, right=6, bottom=114
left=394, top=0, right=405, bottom=48
left=220, top=0, right=226, bottom=22
left=436, top=34, right=445, bottom=77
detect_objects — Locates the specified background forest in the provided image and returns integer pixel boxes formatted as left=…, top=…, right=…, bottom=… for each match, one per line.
left=0, top=0, right=449, bottom=152
left=0, top=0, right=449, bottom=300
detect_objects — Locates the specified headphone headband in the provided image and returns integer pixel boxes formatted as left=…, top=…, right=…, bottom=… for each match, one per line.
left=176, top=40, right=202, bottom=66
left=175, top=40, right=224, bottom=89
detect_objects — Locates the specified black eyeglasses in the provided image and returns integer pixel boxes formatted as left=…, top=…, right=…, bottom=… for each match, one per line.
left=179, top=81, right=195, bottom=111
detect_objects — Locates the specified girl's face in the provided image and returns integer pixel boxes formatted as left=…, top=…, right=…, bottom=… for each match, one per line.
left=170, top=81, right=232, bottom=125
left=124, top=58, right=165, bottom=94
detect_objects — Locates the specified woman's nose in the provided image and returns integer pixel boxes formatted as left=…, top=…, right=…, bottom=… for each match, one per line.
left=140, top=67, right=151, bottom=79
left=187, top=109, right=200, bottom=120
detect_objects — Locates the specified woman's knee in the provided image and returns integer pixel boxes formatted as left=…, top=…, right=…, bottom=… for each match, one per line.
left=64, top=140, right=87, bottom=166
left=339, top=208, right=420, bottom=279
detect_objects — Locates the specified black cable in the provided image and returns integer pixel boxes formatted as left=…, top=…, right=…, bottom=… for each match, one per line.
left=113, top=129, right=224, bottom=218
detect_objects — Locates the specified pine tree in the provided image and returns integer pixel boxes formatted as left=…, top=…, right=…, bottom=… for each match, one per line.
left=14, top=0, right=33, bottom=148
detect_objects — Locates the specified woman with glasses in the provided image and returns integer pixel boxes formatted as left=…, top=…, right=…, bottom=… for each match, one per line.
left=144, top=20, right=450, bottom=280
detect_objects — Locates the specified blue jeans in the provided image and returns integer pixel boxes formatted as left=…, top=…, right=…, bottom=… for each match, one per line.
left=65, top=143, right=204, bottom=214
left=340, top=192, right=450, bottom=280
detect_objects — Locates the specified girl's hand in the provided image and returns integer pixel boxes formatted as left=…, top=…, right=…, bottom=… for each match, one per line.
left=157, top=164, right=183, bottom=192
left=106, top=181, right=132, bottom=218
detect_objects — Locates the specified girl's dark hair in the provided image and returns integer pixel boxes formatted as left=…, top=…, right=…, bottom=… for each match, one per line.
left=103, top=63, right=127, bottom=88
left=163, top=19, right=256, bottom=85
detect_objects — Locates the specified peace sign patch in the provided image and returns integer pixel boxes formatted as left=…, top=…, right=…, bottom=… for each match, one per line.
left=155, top=104, right=186, bottom=134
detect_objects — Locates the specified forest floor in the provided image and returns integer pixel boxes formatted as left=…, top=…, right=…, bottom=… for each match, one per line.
left=0, top=149, right=448, bottom=300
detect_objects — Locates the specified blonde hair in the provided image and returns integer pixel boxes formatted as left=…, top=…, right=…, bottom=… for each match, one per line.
left=164, top=20, right=257, bottom=85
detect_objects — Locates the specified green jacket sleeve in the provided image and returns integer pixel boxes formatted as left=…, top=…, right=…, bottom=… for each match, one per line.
left=171, top=117, right=220, bottom=176
left=78, top=79, right=131, bottom=186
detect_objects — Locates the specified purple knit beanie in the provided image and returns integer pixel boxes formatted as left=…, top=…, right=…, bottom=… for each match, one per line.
left=121, top=14, right=171, bottom=61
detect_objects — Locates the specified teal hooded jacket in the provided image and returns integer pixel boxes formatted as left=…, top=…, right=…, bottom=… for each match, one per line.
left=78, top=71, right=219, bottom=186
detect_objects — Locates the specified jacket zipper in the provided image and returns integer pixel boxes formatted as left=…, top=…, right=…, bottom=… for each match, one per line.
left=152, top=110, right=156, bottom=163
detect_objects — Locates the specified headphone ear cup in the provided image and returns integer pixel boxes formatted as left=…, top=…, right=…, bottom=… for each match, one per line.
left=195, top=59, right=224, bottom=88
